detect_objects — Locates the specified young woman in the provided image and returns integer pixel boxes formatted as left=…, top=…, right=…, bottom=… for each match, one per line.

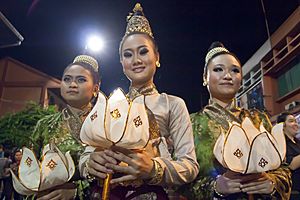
left=183, top=42, right=292, bottom=199
left=277, top=112, right=300, bottom=199
left=80, top=3, right=199, bottom=199
left=31, top=55, right=100, bottom=200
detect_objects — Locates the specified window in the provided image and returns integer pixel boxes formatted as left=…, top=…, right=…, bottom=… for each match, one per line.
left=277, top=56, right=300, bottom=97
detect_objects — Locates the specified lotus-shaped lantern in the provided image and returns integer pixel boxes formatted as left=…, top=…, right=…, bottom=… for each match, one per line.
left=213, top=117, right=286, bottom=174
left=11, top=142, right=75, bottom=196
left=80, top=88, right=150, bottom=150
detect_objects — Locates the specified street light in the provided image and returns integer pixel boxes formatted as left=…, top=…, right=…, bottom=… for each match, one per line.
left=85, top=35, right=104, bottom=52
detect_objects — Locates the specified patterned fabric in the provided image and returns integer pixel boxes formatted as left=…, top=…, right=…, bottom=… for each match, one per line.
left=180, top=99, right=291, bottom=200
left=31, top=105, right=91, bottom=200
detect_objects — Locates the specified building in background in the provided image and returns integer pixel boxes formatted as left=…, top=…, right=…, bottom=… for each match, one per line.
left=237, top=6, right=300, bottom=123
left=0, top=57, right=63, bottom=116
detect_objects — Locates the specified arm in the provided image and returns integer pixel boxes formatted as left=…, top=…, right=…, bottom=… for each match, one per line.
left=154, top=97, right=199, bottom=186
left=288, top=154, right=300, bottom=170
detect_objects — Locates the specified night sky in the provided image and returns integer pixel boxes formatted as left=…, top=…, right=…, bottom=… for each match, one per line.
left=0, top=0, right=299, bottom=113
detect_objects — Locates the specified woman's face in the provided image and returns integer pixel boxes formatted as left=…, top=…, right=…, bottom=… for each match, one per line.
left=284, top=115, right=299, bottom=137
left=205, top=54, right=242, bottom=102
left=120, top=34, right=159, bottom=88
left=61, top=64, right=97, bottom=108
left=15, top=151, right=22, bottom=162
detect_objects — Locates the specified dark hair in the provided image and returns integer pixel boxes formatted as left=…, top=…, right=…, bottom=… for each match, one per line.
left=277, top=112, right=292, bottom=123
left=63, top=62, right=100, bottom=85
left=118, top=32, right=159, bottom=60
left=204, top=41, right=241, bottom=77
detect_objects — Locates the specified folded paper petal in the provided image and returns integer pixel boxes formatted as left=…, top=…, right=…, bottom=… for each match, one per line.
left=223, top=125, right=250, bottom=173
left=11, top=169, right=35, bottom=196
left=18, top=147, right=40, bottom=191
left=40, top=147, right=70, bottom=191
left=246, top=132, right=281, bottom=173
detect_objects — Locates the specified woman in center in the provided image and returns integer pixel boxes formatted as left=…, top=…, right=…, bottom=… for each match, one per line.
left=80, top=3, right=199, bottom=199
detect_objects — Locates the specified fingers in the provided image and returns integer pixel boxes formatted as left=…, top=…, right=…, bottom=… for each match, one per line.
left=105, top=162, right=136, bottom=175
left=104, top=150, right=136, bottom=166
left=216, top=175, right=242, bottom=195
left=88, top=151, right=114, bottom=179
left=90, top=151, right=118, bottom=165
left=110, top=175, right=136, bottom=184
left=241, top=179, right=274, bottom=194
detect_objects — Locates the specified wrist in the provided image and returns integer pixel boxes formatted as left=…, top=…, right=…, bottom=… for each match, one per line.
left=84, top=161, right=96, bottom=182
left=146, top=159, right=163, bottom=185
left=213, top=176, right=227, bottom=198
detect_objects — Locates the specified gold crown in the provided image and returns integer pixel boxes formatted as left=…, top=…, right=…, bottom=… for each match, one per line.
left=205, top=47, right=229, bottom=66
left=125, top=3, right=153, bottom=38
left=73, top=55, right=99, bottom=72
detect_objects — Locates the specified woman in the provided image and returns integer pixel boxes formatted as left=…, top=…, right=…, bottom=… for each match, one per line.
left=80, top=3, right=199, bottom=199
left=277, top=112, right=300, bottom=199
left=31, top=55, right=100, bottom=200
left=182, top=42, right=291, bottom=199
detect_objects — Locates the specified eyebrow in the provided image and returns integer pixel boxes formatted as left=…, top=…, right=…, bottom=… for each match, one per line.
left=123, top=45, right=148, bottom=52
left=63, top=75, right=87, bottom=78
left=213, top=64, right=241, bottom=68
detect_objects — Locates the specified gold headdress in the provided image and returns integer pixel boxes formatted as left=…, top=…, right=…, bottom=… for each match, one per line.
left=125, top=3, right=153, bottom=38
left=73, top=55, right=99, bottom=72
left=205, top=47, right=229, bottom=66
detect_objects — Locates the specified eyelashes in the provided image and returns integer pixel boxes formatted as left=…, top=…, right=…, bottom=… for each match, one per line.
left=122, top=47, right=149, bottom=58
left=62, top=76, right=87, bottom=84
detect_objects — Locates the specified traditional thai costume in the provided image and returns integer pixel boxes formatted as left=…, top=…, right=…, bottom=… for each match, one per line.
left=79, top=4, right=198, bottom=199
left=11, top=55, right=100, bottom=200
left=181, top=98, right=291, bottom=200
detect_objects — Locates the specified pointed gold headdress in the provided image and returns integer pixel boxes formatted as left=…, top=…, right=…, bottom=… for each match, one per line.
left=125, top=3, right=153, bottom=38
left=73, top=55, right=99, bottom=72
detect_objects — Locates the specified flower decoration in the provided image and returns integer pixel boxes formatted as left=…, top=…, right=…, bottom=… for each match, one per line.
left=213, top=117, right=286, bottom=174
left=80, top=88, right=150, bottom=150
left=11, top=142, right=75, bottom=195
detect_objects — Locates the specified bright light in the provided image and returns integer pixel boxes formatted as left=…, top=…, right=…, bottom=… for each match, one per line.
left=86, top=35, right=104, bottom=52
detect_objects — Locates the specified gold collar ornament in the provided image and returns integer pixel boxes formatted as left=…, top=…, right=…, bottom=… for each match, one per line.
left=11, top=142, right=75, bottom=195
left=213, top=117, right=286, bottom=174
left=80, top=88, right=150, bottom=150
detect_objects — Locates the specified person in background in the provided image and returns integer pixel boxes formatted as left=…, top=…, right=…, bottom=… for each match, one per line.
left=277, top=112, right=300, bottom=200
left=0, top=150, right=12, bottom=200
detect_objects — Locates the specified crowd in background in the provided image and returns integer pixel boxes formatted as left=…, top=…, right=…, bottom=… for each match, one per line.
left=0, top=144, right=23, bottom=200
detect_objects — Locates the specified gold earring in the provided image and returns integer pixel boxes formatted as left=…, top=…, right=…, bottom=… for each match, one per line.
left=203, top=81, right=207, bottom=86
left=156, top=61, right=160, bottom=68
left=93, top=92, right=97, bottom=97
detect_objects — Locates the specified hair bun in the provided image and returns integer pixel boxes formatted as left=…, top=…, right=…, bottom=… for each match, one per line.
left=208, top=41, right=225, bottom=52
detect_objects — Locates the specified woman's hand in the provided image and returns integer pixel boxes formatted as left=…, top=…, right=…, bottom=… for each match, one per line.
left=104, top=147, right=155, bottom=184
left=37, top=183, right=76, bottom=200
left=240, top=173, right=275, bottom=194
left=87, top=151, right=116, bottom=179
left=215, top=174, right=242, bottom=195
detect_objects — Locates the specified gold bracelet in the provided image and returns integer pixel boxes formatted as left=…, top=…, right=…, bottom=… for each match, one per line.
left=270, top=181, right=276, bottom=196
left=213, top=178, right=226, bottom=198
left=147, top=159, right=163, bottom=185
left=84, top=161, right=96, bottom=182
